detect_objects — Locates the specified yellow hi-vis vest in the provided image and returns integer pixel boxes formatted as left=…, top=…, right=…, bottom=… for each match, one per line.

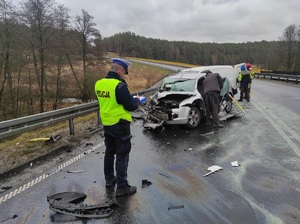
left=95, top=78, right=132, bottom=126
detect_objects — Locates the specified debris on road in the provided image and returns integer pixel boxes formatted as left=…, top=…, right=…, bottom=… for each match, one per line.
left=143, top=121, right=164, bottom=130
left=0, top=186, right=12, bottom=193
left=46, top=135, right=61, bottom=144
left=142, top=179, right=152, bottom=188
left=86, top=127, right=96, bottom=132
left=231, top=161, right=240, bottom=167
left=67, top=170, right=85, bottom=173
left=47, top=192, right=118, bottom=219
left=159, top=173, right=171, bottom=179
left=203, top=165, right=223, bottom=177
left=29, top=135, right=61, bottom=144
left=168, top=204, right=184, bottom=210
left=1, top=214, right=18, bottom=223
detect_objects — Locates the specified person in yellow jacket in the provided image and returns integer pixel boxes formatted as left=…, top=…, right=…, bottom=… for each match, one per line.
left=237, top=63, right=253, bottom=102
left=95, top=58, right=141, bottom=197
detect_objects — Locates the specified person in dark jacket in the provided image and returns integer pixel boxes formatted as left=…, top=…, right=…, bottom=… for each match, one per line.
left=95, top=58, right=141, bottom=197
left=202, top=70, right=224, bottom=128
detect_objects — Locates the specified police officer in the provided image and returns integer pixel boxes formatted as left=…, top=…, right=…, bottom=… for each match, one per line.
left=95, top=58, right=141, bottom=197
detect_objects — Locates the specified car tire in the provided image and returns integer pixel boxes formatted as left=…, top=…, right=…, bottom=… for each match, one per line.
left=186, top=107, right=201, bottom=128
left=225, top=97, right=233, bottom=113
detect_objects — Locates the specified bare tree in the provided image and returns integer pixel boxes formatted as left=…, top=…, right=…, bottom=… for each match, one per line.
left=19, top=0, right=57, bottom=113
left=55, top=6, right=84, bottom=101
left=0, top=0, right=16, bottom=119
left=74, top=9, right=100, bottom=101
left=50, top=4, right=70, bottom=110
left=295, top=26, right=300, bottom=71
left=281, top=24, right=298, bottom=71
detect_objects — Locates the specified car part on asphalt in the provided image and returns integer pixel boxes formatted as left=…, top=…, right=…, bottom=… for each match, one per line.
left=0, top=186, right=12, bottom=193
left=66, top=169, right=85, bottom=173
left=168, top=205, right=184, bottom=210
left=1, top=214, right=18, bottom=222
left=231, top=161, right=240, bottom=167
left=142, top=179, right=152, bottom=188
left=203, top=165, right=223, bottom=177
left=158, top=173, right=171, bottom=179
left=47, top=192, right=118, bottom=219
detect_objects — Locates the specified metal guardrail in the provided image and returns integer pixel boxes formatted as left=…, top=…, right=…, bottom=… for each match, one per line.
left=0, top=87, right=159, bottom=140
left=255, top=73, right=300, bottom=84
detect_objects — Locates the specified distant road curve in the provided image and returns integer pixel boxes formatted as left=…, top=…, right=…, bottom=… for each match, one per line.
left=128, top=58, right=186, bottom=72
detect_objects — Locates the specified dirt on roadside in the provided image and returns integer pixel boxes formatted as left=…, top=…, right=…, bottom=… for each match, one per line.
left=0, top=117, right=100, bottom=180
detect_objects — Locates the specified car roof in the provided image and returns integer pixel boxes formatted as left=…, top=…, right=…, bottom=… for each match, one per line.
left=182, top=65, right=234, bottom=73
left=169, top=72, right=204, bottom=79
left=172, top=65, right=234, bottom=79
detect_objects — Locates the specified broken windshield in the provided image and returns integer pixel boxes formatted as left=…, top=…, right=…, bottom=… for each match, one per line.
left=160, top=78, right=196, bottom=92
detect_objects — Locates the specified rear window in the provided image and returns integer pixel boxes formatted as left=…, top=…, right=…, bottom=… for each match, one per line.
left=212, top=68, right=235, bottom=79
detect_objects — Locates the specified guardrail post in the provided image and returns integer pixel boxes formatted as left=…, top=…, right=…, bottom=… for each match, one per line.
left=69, top=118, right=75, bottom=135
left=97, top=110, right=101, bottom=125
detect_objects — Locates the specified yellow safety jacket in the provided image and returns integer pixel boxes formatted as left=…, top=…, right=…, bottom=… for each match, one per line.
left=95, top=78, right=132, bottom=126
left=238, top=72, right=253, bottom=82
left=238, top=73, right=242, bottom=82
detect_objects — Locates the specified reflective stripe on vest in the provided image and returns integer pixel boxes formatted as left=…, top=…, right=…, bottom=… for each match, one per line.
left=95, top=78, right=132, bottom=126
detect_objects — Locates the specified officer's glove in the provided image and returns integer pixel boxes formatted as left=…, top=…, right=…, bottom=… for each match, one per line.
left=134, top=95, right=147, bottom=104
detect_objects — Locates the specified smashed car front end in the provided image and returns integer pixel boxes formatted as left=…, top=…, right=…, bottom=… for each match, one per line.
left=147, top=92, right=197, bottom=125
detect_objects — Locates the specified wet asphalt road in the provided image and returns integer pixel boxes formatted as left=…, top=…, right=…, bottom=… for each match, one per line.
left=0, top=79, right=300, bottom=224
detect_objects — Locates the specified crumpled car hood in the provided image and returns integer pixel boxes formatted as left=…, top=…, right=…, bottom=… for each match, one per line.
left=155, top=91, right=195, bottom=107
left=157, top=91, right=194, bottom=100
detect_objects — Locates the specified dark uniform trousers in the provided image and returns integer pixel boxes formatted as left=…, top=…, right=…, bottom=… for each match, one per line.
left=103, top=119, right=132, bottom=189
left=239, top=84, right=250, bottom=101
left=205, top=91, right=220, bottom=125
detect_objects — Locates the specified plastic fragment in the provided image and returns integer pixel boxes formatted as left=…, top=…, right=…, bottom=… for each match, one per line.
left=168, top=205, right=184, bottom=210
left=67, top=170, right=85, bottom=173
left=159, top=173, right=171, bottom=179
left=231, top=161, right=240, bottom=167
left=203, top=165, right=223, bottom=177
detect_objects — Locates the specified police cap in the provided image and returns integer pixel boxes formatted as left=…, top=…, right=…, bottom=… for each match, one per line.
left=112, top=58, right=132, bottom=74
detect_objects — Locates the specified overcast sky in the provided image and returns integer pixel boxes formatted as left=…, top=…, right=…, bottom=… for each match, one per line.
left=55, top=0, right=299, bottom=43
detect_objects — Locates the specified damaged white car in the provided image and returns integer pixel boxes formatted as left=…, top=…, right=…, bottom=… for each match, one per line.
left=143, top=65, right=240, bottom=129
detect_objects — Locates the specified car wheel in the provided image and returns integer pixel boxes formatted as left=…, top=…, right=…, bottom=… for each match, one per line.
left=186, top=107, right=201, bottom=128
left=225, top=98, right=233, bottom=113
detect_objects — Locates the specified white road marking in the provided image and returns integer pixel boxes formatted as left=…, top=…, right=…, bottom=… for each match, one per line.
left=0, top=141, right=104, bottom=205
left=252, top=100, right=300, bottom=157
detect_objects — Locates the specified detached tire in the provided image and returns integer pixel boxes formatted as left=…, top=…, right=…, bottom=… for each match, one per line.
left=186, top=107, right=201, bottom=128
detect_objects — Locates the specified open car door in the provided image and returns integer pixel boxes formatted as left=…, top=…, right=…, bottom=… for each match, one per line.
left=219, top=77, right=233, bottom=113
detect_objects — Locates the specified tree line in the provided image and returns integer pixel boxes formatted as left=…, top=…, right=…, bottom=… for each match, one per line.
left=1, top=0, right=299, bottom=121
left=103, top=25, right=300, bottom=73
